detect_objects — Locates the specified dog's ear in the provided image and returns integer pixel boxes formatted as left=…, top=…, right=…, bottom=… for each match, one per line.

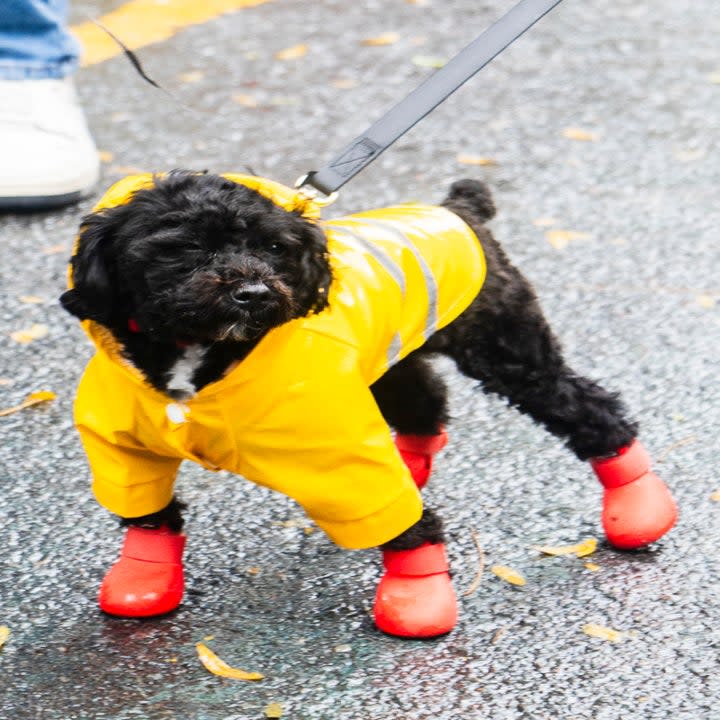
left=294, top=220, right=333, bottom=314
left=60, top=211, right=122, bottom=324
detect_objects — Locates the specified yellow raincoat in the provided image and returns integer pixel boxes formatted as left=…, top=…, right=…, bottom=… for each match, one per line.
left=71, top=174, right=486, bottom=549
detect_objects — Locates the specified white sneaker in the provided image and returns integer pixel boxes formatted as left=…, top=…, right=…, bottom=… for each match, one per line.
left=0, top=77, right=100, bottom=210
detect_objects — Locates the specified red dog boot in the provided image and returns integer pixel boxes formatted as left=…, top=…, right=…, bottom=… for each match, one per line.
left=374, top=542, right=458, bottom=638
left=394, top=429, right=449, bottom=489
left=591, top=440, right=678, bottom=549
left=99, top=526, right=186, bottom=617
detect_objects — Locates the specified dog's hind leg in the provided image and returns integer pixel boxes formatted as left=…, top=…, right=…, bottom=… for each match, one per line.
left=431, top=235, right=677, bottom=548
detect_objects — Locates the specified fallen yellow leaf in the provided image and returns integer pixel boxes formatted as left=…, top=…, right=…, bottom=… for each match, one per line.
left=42, top=243, right=68, bottom=255
left=275, top=44, right=307, bottom=61
left=696, top=295, right=715, bottom=309
left=232, top=93, right=259, bottom=107
left=582, top=623, right=626, bottom=643
left=196, top=642, right=263, bottom=681
left=533, top=216, right=558, bottom=227
left=361, top=32, right=400, bottom=46
left=98, top=150, right=114, bottom=163
left=584, top=562, right=601, bottom=572
left=490, top=565, right=526, bottom=586
left=0, top=391, right=57, bottom=418
left=10, top=324, right=49, bottom=344
left=710, top=490, right=720, bottom=502
left=265, top=703, right=283, bottom=719
left=19, top=295, right=45, bottom=304
left=456, top=154, right=498, bottom=167
left=562, top=127, right=598, bottom=142
left=0, top=626, right=9, bottom=649
left=533, top=538, right=598, bottom=558
left=412, top=55, right=447, bottom=68
left=545, top=230, right=590, bottom=249
left=109, top=165, right=146, bottom=175
left=178, top=71, right=204, bottom=83
left=331, top=78, right=358, bottom=89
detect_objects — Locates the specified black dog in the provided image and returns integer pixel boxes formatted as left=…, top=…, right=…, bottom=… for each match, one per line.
left=61, top=170, right=676, bottom=636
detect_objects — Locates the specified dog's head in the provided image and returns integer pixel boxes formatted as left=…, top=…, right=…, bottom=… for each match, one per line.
left=61, top=171, right=332, bottom=344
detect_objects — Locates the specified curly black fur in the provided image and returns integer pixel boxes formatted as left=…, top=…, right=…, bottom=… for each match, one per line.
left=61, top=172, right=639, bottom=548
left=61, top=171, right=331, bottom=395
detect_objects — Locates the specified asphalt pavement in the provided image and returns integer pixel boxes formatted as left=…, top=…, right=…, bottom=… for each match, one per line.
left=1, top=0, right=719, bottom=718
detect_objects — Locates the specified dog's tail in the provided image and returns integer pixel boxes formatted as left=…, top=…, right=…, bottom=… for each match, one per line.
left=444, top=179, right=496, bottom=223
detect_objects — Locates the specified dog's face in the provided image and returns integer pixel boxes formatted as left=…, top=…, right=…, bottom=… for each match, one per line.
left=61, top=172, right=332, bottom=344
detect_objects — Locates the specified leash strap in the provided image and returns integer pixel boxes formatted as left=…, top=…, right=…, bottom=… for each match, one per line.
left=300, top=0, right=564, bottom=197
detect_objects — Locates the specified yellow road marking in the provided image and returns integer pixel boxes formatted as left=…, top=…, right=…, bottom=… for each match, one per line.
left=71, top=0, right=274, bottom=67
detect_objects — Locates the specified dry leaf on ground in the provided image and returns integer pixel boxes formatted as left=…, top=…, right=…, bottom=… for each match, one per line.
left=545, top=230, right=590, bottom=249
left=584, top=562, right=601, bottom=572
left=19, top=296, right=45, bottom=304
left=0, top=391, right=57, bottom=418
left=582, top=623, right=626, bottom=643
left=562, top=127, right=598, bottom=141
left=233, top=93, right=260, bottom=107
left=463, top=529, right=485, bottom=597
left=0, top=626, right=9, bottom=649
left=696, top=295, right=716, bottom=308
left=412, top=55, right=447, bottom=68
left=196, top=642, right=263, bottom=681
left=265, top=703, right=283, bottom=719
left=456, top=154, right=498, bottom=167
left=361, top=32, right=400, bottom=46
left=275, top=44, right=307, bottom=61
left=533, top=538, right=598, bottom=558
left=178, top=71, right=204, bottom=83
left=710, top=490, right=720, bottom=502
left=490, top=565, right=526, bottom=586
left=42, top=243, right=68, bottom=255
left=10, top=323, right=48, bottom=343
left=98, top=150, right=114, bottom=163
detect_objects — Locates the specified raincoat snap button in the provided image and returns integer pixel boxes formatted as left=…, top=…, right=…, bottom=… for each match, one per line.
left=165, top=403, right=188, bottom=425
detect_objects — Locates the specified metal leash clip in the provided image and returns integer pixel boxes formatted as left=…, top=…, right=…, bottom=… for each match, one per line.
left=294, top=174, right=339, bottom=207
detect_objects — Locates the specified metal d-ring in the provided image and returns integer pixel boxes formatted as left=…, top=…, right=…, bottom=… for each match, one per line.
left=294, top=174, right=339, bottom=207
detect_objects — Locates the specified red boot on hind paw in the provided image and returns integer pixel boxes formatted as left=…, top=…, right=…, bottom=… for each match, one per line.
left=99, top=526, right=186, bottom=617
left=591, top=440, right=678, bottom=549
left=374, top=543, right=458, bottom=638
left=394, top=429, right=448, bottom=489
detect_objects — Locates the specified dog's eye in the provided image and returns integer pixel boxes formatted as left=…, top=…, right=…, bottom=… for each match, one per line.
left=268, top=242, right=286, bottom=255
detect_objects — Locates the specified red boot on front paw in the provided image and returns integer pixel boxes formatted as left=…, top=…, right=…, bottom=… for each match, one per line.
left=99, top=526, right=186, bottom=617
left=374, top=543, right=458, bottom=638
left=394, top=429, right=448, bottom=489
left=591, top=440, right=678, bottom=549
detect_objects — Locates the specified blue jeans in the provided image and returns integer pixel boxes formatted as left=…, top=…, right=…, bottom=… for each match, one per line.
left=0, top=0, right=79, bottom=79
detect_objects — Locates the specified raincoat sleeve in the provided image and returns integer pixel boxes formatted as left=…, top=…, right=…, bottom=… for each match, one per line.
left=74, top=355, right=182, bottom=518
left=76, top=421, right=182, bottom=519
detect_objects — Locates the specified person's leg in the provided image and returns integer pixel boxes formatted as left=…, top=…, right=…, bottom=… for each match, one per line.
left=0, top=0, right=99, bottom=210
left=0, top=0, right=80, bottom=78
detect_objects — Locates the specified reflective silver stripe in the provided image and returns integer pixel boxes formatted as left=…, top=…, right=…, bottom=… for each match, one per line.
left=351, top=218, right=438, bottom=341
left=324, top=224, right=406, bottom=295
left=387, top=332, right=403, bottom=367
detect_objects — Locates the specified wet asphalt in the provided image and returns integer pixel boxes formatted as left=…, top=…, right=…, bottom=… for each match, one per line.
left=1, top=0, right=719, bottom=718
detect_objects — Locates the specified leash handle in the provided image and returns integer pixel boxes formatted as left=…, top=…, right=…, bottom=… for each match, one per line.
left=300, top=0, right=564, bottom=197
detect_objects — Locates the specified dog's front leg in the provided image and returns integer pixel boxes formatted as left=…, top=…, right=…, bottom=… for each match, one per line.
left=99, top=497, right=187, bottom=617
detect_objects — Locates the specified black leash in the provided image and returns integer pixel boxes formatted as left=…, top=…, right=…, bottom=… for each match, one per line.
left=298, top=0, right=565, bottom=199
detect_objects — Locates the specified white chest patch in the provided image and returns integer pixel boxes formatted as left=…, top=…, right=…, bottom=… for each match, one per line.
left=165, top=344, right=207, bottom=400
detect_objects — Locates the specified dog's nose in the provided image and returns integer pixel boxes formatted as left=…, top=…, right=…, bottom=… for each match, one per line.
left=231, top=282, right=271, bottom=306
